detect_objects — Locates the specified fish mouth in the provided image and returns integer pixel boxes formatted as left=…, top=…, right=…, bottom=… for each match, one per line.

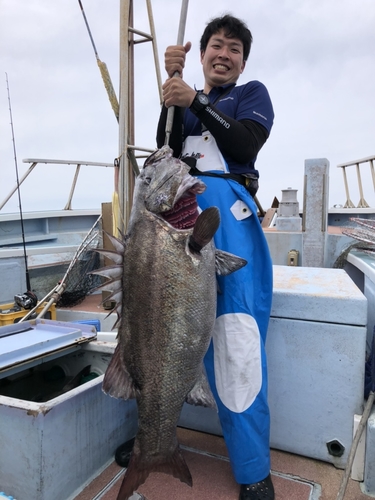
left=161, top=175, right=206, bottom=230
left=175, top=173, right=206, bottom=200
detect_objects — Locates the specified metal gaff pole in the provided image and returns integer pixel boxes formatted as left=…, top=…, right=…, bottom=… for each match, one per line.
left=164, top=0, right=189, bottom=145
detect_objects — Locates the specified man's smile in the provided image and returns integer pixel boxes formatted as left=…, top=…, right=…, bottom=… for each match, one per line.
left=213, top=64, right=230, bottom=71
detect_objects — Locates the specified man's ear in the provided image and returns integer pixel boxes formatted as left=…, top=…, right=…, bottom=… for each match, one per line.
left=240, top=60, right=246, bottom=74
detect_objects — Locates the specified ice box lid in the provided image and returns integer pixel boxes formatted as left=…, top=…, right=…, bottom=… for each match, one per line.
left=0, top=319, right=97, bottom=376
left=271, top=266, right=367, bottom=325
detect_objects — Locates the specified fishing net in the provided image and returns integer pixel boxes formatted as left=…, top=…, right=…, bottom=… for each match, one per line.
left=334, top=217, right=375, bottom=269
left=56, top=218, right=103, bottom=308
left=333, top=242, right=372, bottom=269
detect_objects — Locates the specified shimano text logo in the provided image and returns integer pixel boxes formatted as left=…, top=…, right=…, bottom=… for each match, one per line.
left=206, top=106, right=230, bottom=129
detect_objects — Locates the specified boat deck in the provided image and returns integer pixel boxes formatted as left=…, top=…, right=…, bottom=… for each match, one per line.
left=74, top=427, right=368, bottom=500
left=61, top=295, right=369, bottom=500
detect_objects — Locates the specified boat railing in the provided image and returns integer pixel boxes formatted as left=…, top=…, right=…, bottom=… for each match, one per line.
left=337, top=154, right=375, bottom=208
left=0, top=158, right=114, bottom=212
left=0, top=148, right=145, bottom=213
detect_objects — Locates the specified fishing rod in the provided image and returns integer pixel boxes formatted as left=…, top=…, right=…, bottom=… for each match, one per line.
left=5, top=73, right=36, bottom=309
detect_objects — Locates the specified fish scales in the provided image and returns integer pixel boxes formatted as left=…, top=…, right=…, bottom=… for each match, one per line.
left=97, top=146, right=246, bottom=500
left=120, top=185, right=217, bottom=461
left=122, top=211, right=217, bottom=453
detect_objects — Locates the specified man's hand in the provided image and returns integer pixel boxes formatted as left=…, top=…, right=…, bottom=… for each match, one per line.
left=164, top=42, right=192, bottom=78
left=162, top=77, right=196, bottom=108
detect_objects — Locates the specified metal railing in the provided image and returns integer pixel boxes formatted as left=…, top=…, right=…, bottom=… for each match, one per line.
left=337, top=155, right=375, bottom=208
left=0, top=158, right=114, bottom=212
left=0, top=148, right=154, bottom=213
left=1, top=0, right=161, bottom=221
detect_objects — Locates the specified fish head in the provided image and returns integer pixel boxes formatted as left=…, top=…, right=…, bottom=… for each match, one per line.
left=138, top=146, right=206, bottom=228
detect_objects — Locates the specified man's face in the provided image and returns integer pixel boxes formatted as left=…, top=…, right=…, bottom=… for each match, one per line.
left=200, top=29, right=246, bottom=91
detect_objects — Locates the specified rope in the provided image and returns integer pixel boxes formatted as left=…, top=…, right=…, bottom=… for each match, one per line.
left=97, top=60, right=119, bottom=121
left=78, top=0, right=119, bottom=122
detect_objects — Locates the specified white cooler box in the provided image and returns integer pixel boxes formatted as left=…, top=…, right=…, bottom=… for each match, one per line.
left=0, top=319, right=137, bottom=500
left=179, top=265, right=367, bottom=469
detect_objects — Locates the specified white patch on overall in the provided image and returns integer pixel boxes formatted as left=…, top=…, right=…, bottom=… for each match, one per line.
left=182, top=132, right=229, bottom=172
left=213, top=312, right=262, bottom=413
left=230, top=200, right=253, bottom=220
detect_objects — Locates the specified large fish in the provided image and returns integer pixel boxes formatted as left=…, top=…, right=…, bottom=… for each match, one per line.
left=95, top=146, right=246, bottom=500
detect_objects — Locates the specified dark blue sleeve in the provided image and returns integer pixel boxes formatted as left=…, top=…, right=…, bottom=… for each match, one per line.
left=235, top=81, right=274, bottom=134
left=193, top=81, right=274, bottom=165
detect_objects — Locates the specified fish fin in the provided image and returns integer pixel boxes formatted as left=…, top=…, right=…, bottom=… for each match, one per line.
left=98, top=289, right=122, bottom=306
left=102, top=344, right=138, bottom=399
left=98, top=303, right=122, bottom=331
left=111, top=304, right=122, bottom=330
left=153, top=446, right=192, bottom=487
left=215, top=249, right=247, bottom=276
left=188, top=206, right=220, bottom=253
left=90, top=264, right=123, bottom=280
left=102, top=230, right=127, bottom=254
left=186, top=366, right=217, bottom=410
left=95, top=248, right=123, bottom=265
left=116, top=446, right=192, bottom=500
left=90, top=277, right=122, bottom=295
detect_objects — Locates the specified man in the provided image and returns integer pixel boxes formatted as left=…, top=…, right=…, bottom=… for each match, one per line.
left=157, top=14, right=275, bottom=500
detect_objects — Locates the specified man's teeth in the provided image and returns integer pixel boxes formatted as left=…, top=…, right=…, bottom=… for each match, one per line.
left=214, top=64, right=228, bottom=70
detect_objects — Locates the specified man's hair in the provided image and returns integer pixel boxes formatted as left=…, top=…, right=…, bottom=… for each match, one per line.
left=200, top=14, right=253, bottom=61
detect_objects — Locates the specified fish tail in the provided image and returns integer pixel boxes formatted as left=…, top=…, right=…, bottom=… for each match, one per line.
left=116, top=447, right=192, bottom=500
left=155, top=446, right=192, bottom=486
left=116, top=455, right=150, bottom=500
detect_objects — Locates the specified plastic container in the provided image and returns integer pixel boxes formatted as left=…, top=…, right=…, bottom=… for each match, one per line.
left=73, top=319, right=101, bottom=331
left=0, top=302, right=56, bottom=326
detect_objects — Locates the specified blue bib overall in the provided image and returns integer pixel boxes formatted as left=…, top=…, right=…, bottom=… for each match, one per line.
left=182, top=130, right=273, bottom=484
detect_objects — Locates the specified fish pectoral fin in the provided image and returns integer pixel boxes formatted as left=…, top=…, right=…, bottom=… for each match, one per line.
left=188, top=206, right=220, bottom=253
left=186, top=367, right=217, bottom=410
left=102, top=344, right=138, bottom=400
left=215, top=249, right=247, bottom=276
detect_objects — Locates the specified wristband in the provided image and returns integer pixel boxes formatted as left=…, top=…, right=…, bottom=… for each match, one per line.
left=189, top=91, right=210, bottom=115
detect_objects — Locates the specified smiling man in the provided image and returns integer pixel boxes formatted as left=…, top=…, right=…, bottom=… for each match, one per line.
left=157, top=14, right=275, bottom=500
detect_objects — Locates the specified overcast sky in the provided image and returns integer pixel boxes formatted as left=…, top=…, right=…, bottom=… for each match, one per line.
left=1, top=0, right=374, bottom=214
